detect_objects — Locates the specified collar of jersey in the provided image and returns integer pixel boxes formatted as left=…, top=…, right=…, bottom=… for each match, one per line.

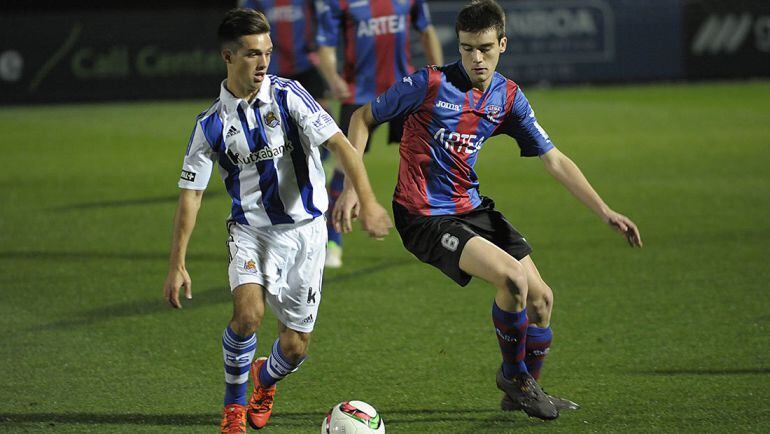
left=218, top=76, right=273, bottom=113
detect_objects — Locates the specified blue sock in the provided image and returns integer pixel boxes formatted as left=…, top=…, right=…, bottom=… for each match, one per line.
left=326, top=169, right=345, bottom=246
left=222, top=326, right=257, bottom=406
left=525, top=325, right=553, bottom=380
left=258, top=339, right=305, bottom=388
left=492, top=302, right=529, bottom=379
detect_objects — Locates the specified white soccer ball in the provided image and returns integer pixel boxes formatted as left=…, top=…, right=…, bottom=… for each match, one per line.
left=321, top=400, right=385, bottom=434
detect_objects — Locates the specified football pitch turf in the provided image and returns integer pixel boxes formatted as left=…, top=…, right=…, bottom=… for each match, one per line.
left=1, top=81, right=769, bottom=433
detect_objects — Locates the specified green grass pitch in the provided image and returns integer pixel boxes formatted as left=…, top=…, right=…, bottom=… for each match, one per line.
left=1, top=81, right=769, bottom=433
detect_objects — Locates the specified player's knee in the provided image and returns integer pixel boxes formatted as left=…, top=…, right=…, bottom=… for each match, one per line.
left=230, top=310, right=262, bottom=336
left=497, top=260, right=528, bottom=298
left=527, top=284, right=553, bottom=325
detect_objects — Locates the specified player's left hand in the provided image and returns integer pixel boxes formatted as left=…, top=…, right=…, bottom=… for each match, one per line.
left=605, top=210, right=643, bottom=247
left=333, top=189, right=360, bottom=233
left=359, top=202, right=393, bottom=240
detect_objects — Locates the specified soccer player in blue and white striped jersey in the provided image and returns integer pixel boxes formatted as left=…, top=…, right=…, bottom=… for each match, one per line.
left=162, top=9, right=391, bottom=433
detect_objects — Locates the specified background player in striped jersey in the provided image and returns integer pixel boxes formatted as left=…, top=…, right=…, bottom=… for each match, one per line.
left=239, top=0, right=328, bottom=110
left=162, top=9, right=391, bottom=434
left=316, top=0, right=444, bottom=268
left=334, top=0, right=642, bottom=421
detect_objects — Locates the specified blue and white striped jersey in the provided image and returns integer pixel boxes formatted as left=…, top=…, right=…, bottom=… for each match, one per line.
left=178, top=76, right=339, bottom=227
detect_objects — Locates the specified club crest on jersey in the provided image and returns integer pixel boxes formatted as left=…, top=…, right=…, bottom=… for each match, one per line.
left=485, top=104, right=503, bottom=121
left=244, top=259, right=257, bottom=273
left=263, top=111, right=280, bottom=128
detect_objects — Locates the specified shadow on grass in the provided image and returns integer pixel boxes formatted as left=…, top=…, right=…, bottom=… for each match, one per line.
left=643, top=368, right=770, bottom=376
left=0, top=250, right=222, bottom=262
left=0, top=407, right=519, bottom=428
left=51, top=191, right=223, bottom=211
left=26, top=259, right=414, bottom=332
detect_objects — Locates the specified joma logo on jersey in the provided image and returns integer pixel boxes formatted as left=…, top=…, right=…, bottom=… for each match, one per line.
left=436, top=100, right=461, bottom=111
left=357, top=15, right=406, bottom=37
left=226, top=142, right=295, bottom=165
left=433, top=127, right=485, bottom=154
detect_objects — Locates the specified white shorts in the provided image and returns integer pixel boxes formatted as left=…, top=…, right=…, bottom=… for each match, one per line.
left=227, top=218, right=326, bottom=333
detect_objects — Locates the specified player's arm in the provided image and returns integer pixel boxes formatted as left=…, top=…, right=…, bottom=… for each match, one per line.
left=419, top=25, right=444, bottom=65
left=540, top=148, right=642, bottom=247
left=413, top=0, right=443, bottom=65
left=163, top=188, right=204, bottom=308
left=330, top=103, right=380, bottom=232
left=316, top=1, right=349, bottom=100
left=325, top=131, right=392, bottom=238
left=318, top=46, right=350, bottom=100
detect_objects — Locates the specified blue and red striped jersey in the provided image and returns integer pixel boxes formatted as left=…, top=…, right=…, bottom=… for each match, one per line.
left=316, top=0, right=432, bottom=104
left=371, top=61, right=555, bottom=216
left=242, top=0, right=319, bottom=76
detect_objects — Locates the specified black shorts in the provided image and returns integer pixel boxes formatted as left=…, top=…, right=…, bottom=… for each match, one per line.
left=339, top=103, right=404, bottom=152
left=393, top=197, right=532, bottom=287
left=287, top=67, right=327, bottom=101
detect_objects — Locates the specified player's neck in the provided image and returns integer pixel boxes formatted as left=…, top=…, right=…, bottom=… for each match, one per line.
left=225, top=78, right=260, bottom=102
left=473, top=78, right=492, bottom=92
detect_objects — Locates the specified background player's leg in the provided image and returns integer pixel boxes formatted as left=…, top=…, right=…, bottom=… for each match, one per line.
left=224, top=283, right=264, bottom=406
left=459, top=236, right=529, bottom=377
left=325, top=166, right=345, bottom=267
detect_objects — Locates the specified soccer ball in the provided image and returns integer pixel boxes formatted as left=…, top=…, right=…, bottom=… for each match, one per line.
left=321, top=400, right=385, bottom=433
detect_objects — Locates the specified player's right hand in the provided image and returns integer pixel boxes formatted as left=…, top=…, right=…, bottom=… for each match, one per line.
left=359, top=202, right=393, bottom=240
left=330, top=75, right=351, bottom=100
left=163, top=266, right=192, bottom=309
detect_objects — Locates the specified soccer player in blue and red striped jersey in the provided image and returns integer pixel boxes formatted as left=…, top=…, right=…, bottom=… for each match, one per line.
left=316, top=0, right=444, bottom=268
left=240, top=0, right=328, bottom=106
left=335, top=0, right=643, bottom=421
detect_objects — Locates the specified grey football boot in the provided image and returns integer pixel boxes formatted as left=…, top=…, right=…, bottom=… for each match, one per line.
left=495, top=367, right=559, bottom=420
left=501, top=391, right=580, bottom=412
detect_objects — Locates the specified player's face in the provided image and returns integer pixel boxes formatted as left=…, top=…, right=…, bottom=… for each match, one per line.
left=458, top=29, right=506, bottom=91
left=224, top=33, right=272, bottom=97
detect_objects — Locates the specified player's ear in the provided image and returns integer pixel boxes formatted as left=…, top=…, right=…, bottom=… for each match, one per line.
left=222, top=49, right=232, bottom=64
left=499, top=36, right=507, bottom=53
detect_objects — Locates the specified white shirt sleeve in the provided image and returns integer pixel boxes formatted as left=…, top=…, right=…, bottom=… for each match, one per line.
left=287, top=81, right=341, bottom=147
left=178, top=121, right=215, bottom=190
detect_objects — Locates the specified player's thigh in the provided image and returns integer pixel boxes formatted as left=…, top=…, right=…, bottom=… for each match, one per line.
left=265, top=218, right=325, bottom=335
left=459, top=235, right=526, bottom=288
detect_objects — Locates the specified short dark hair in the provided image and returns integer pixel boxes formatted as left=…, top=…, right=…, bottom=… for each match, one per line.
left=217, top=8, right=270, bottom=50
left=455, top=0, right=506, bottom=40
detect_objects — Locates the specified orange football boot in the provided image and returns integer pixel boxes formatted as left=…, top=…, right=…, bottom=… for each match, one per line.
left=220, top=403, right=247, bottom=434
left=247, top=357, right=276, bottom=430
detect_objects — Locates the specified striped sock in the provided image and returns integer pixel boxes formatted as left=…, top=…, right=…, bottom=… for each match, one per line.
left=525, top=325, right=553, bottom=380
left=258, top=339, right=305, bottom=388
left=326, top=169, right=345, bottom=246
left=222, top=326, right=257, bottom=406
left=492, top=302, right=529, bottom=379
